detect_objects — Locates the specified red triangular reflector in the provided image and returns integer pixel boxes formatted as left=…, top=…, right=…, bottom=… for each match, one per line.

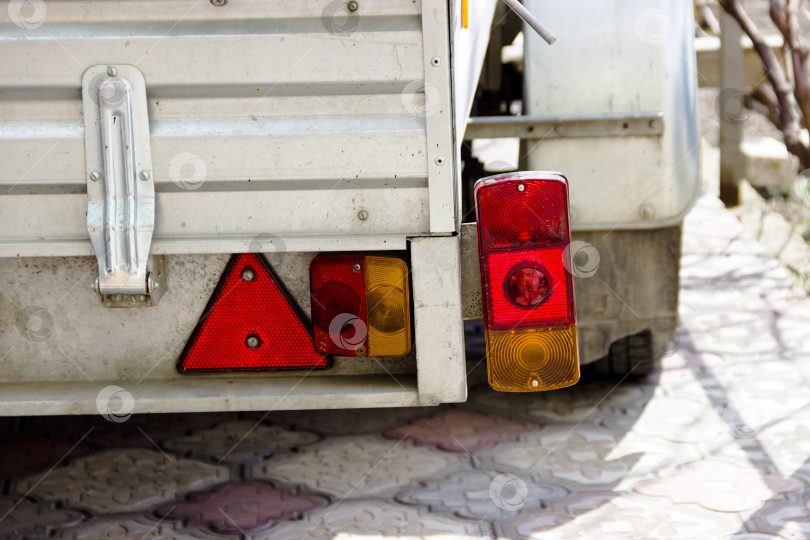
left=178, top=253, right=329, bottom=372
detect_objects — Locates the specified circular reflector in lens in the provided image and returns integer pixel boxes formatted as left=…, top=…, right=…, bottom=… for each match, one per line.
left=506, top=265, right=549, bottom=308
left=367, top=285, right=406, bottom=332
left=311, top=281, right=363, bottom=333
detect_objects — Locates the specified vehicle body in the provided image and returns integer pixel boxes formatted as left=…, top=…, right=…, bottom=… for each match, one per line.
left=464, top=0, right=699, bottom=374
left=0, top=0, right=698, bottom=415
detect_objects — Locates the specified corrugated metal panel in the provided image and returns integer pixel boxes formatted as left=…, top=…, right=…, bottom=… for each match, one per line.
left=0, top=0, right=445, bottom=255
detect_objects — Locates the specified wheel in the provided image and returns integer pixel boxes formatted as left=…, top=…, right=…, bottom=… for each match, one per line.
left=581, top=329, right=660, bottom=380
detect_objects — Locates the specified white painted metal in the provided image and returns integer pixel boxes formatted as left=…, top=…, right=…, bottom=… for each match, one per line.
left=0, top=0, right=448, bottom=255
left=410, top=236, right=467, bottom=405
left=0, top=377, right=420, bottom=416
left=522, top=0, right=700, bottom=230
left=0, top=253, right=414, bottom=381
left=451, top=0, right=499, bottom=146
left=0, top=1, right=497, bottom=414
left=421, top=1, right=457, bottom=233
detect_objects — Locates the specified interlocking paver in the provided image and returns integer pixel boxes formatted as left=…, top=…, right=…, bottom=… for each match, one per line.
left=265, top=407, right=429, bottom=436
left=254, top=500, right=493, bottom=539
left=53, top=515, right=226, bottom=539
left=627, top=395, right=731, bottom=444
left=163, top=420, right=319, bottom=464
left=14, top=449, right=229, bottom=514
left=467, top=383, right=655, bottom=425
left=250, top=435, right=467, bottom=498
left=21, top=413, right=234, bottom=452
left=0, top=434, right=95, bottom=480
left=497, top=491, right=743, bottom=540
left=633, top=460, right=803, bottom=512
left=155, top=481, right=328, bottom=535
left=743, top=488, right=810, bottom=538
left=384, top=409, right=536, bottom=452
left=479, top=425, right=640, bottom=487
left=0, top=496, right=84, bottom=539
left=395, top=469, right=568, bottom=520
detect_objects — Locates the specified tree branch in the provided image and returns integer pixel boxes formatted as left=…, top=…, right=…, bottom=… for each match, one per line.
left=786, top=0, right=810, bottom=134
left=719, top=0, right=810, bottom=167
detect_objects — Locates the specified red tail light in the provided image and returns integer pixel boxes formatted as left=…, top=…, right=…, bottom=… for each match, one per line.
left=310, top=255, right=411, bottom=357
left=475, top=172, right=579, bottom=392
left=178, top=253, right=329, bottom=372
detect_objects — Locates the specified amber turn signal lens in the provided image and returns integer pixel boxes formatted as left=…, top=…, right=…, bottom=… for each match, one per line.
left=366, top=257, right=411, bottom=357
left=486, top=326, right=579, bottom=392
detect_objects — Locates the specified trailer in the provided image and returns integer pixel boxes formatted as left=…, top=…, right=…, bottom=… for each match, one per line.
left=0, top=0, right=699, bottom=415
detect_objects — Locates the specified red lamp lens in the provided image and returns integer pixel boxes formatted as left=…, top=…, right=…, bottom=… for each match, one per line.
left=476, top=179, right=568, bottom=249
left=311, top=281, right=363, bottom=334
left=484, top=246, right=573, bottom=329
left=506, top=265, right=549, bottom=308
left=309, top=256, right=369, bottom=355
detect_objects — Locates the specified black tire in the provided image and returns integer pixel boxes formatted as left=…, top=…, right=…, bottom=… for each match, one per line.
left=581, top=330, right=660, bottom=381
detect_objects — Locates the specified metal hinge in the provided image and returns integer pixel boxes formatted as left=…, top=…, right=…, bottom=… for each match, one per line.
left=82, top=64, right=165, bottom=307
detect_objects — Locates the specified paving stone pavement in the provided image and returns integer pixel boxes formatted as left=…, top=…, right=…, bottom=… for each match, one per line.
left=2, top=194, right=810, bottom=539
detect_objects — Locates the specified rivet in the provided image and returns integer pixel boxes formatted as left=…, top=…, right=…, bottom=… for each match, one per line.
left=358, top=210, right=369, bottom=221
left=245, top=334, right=261, bottom=349
left=106, top=66, right=118, bottom=77
left=89, top=171, right=101, bottom=182
left=639, top=204, right=655, bottom=219
left=517, top=184, right=525, bottom=192
left=532, top=379, right=539, bottom=388
left=435, top=156, right=445, bottom=166
left=431, top=56, right=441, bottom=67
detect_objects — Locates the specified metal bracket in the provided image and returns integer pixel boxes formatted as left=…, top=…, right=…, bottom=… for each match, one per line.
left=94, top=255, right=167, bottom=308
left=83, top=64, right=162, bottom=306
left=463, top=111, right=664, bottom=140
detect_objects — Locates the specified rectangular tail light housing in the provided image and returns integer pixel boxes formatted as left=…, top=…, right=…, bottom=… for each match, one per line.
left=475, top=172, right=579, bottom=392
left=310, top=255, right=411, bottom=357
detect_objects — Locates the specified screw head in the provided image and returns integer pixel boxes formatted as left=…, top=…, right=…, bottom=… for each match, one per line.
left=531, top=379, right=539, bottom=387
left=106, top=66, right=118, bottom=77
left=245, top=334, right=261, bottom=349
left=210, top=0, right=227, bottom=5
left=347, top=0, right=359, bottom=11
left=352, top=263, right=362, bottom=273
left=139, top=170, right=151, bottom=181
left=241, top=267, right=255, bottom=282
left=517, top=183, right=525, bottom=192
left=355, top=345, right=367, bottom=355
left=89, top=171, right=101, bottom=182
left=358, top=210, right=369, bottom=221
